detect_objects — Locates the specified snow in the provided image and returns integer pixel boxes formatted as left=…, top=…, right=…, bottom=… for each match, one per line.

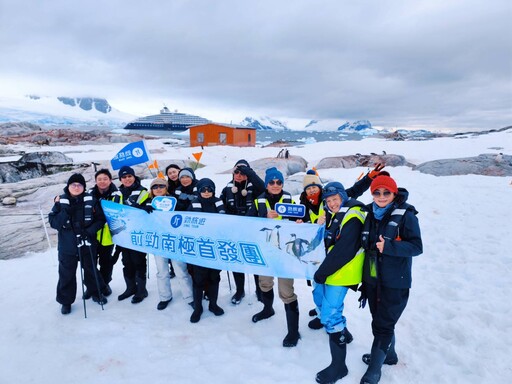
left=1, top=130, right=511, bottom=384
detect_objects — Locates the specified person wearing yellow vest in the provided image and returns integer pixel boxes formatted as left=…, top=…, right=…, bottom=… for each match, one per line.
left=86, top=168, right=122, bottom=300
left=247, top=167, right=301, bottom=348
left=313, top=182, right=366, bottom=384
left=117, top=165, right=150, bottom=304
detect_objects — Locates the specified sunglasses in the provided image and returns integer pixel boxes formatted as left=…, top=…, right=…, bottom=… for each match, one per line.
left=268, top=180, right=283, bottom=186
left=200, top=187, right=214, bottom=193
left=151, top=184, right=166, bottom=190
left=233, top=169, right=242, bottom=175
left=372, top=190, right=392, bottom=197
left=121, top=174, right=134, bottom=179
left=323, top=186, right=339, bottom=194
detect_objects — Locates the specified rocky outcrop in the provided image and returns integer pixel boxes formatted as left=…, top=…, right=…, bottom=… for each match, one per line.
left=221, top=155, right=308, bottom=180
left=414, top=154, right=512, bottom=176
left=316, top=154, right=412, bottom=169
left=0, top=152, right=81, bottom=183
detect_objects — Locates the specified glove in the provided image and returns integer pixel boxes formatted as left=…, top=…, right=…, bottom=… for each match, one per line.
left=357, top=284, right=367, bottom=308
left=237, top=165, right=252, bottom=176
left=141, top=205, right=155, bottom=214
left=313, top=271, right=326, bottom=285
left=368, top=163, right=385, bottom=179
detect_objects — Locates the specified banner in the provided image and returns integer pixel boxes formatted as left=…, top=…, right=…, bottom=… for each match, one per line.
left=101, top=201, right=326, bottom=280
left=110, top=140, right=150, bottom=170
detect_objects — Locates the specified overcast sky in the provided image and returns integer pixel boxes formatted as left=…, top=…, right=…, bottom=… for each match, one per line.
left=1, top=0, right=511, bottom=130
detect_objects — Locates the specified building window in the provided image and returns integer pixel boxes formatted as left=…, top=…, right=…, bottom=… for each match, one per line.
left=197, top=132, right=204, bottom=143
left=219, top=132, right=227, bottom=144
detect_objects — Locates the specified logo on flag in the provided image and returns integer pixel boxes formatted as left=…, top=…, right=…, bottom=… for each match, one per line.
left=110, top=141, right=150, bottom=170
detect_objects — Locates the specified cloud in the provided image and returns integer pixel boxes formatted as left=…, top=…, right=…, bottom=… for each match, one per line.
left=1, top=0, right=510, bottom=129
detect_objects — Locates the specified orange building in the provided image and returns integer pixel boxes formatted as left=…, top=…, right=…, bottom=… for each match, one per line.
left=189, top=123, right=256, bottom=147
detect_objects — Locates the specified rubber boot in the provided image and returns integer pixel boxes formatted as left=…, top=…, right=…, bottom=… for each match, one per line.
left=360, top=338, right=389, bottom=384
left=231, top=272, right=245, bottom=304
left=254, top=275, right=262, bottom=302
left=131, top=274, right=149, bottom=304
left=190, top=286, right=204, bottom=323
left=362, top=335, right=397, bottom=365
left=252, top=289, right=275, bottom=323
left=118, top=275, right=136, bottom=301
left=283, top=300, right=301, bottom=347
left=316, top=331, right=348, bottom=384
left=208, top=281, right=224, bottom=316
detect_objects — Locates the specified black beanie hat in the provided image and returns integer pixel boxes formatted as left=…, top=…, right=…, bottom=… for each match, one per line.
left=196, top=178, right=216, bottom=193
left=67, top=173, right=86, bottom=189
left=119, top=166, right=135, bottom=178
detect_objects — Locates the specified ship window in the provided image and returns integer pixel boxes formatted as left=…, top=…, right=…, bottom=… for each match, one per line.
left=219, top=132, right=227, bottom=144
left=197, top=132, right=204, bottom=143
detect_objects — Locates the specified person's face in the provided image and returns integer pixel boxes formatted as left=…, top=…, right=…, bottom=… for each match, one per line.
left=68, top=182, right=84, bottom=197
left=199, top=185, right=214, bottom=199
left=306, top=185, right=321, bottom=196
left=180, top=176, right=192, bottom=187
left=95, top=174, right=112, bottom=192
left=151, top=184, right=167, bottom=196
left=120, top=174, right=135, bottom=187
left=325, top=194, right=343, bottom=213
left=167, top=168, right=179, bottom=181
left=372, top=188, right=395, bottom=208
left=233, top=168, right=248, bottom=183
left=267, top=179, right=283, bottom=195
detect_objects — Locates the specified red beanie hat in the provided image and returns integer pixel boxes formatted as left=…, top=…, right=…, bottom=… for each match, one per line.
left=370, top=175, right=398, bottom=194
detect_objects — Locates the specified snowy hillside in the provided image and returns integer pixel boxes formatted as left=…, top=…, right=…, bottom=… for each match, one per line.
left=0, top=95, right=137, bottom=127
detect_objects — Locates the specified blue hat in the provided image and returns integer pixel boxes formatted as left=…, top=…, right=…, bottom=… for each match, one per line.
left=118, top=166, right=135, bottom=178
left=265, top=167, right=284, bottom=185
left=322, top=182, right=348, bottom=205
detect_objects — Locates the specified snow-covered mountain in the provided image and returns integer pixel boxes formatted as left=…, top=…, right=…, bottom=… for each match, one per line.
left=240, top=116, right=290, bottom=131
left=0, top=95, right=136, bottom=127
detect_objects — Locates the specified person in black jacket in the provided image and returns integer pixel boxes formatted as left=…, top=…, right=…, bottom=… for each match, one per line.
left=359, top=175, right=423, bottom=384
left=49, top=173, right=107, bottom=315
left=86, top=169, right=122, bottom=299
left=116, top=165, right=150, bottom=304
left=188, top=178, right=226, bottom=323
left=174, top=167, right=198, bottom=212
left=165, top=163, right=181, bottom=197
left=220, top=159, right=265, bottom=305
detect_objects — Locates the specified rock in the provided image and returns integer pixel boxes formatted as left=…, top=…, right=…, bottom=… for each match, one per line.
left=316, top=154, right=412, bottom=169
left=221, top=155, right=308, bottom=180
left=414, top=154, right=512, bottom=176
left=2, top=196, right=16, bottom=205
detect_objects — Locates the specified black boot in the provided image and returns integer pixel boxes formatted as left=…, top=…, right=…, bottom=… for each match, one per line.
left=208, top=281, right=224, bottom=316
left=254, top=275, right=262, bottom=302
left=118, top=275, right=136, bottom=301
left=190, top=287, right=204, bottom=323
left=283, top=300, right=301, bottom=347
left=316, top=332, right=348, bottom=384
left=362, top=335, right=397, bottom=365
left=252, top=289, right=275, bottom=323
left=131, top=274, right=148, bottom=304
left=308, top=317, right=323, bottom=330
left=360, top=338, right=389, bottom=384
left=231, top=272, right=245, bottom=305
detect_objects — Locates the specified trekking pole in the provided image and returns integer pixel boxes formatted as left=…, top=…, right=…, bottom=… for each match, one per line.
left=226, top=271, right=232, bottom=292
left=83, top=236, right=105, bottom=311
left=76, top=237, right=88, bottom=319
left=38, top=205, right=52, bottom=250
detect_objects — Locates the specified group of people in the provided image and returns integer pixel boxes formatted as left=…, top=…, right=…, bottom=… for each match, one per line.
left=49, top=158, right=422, bottom=384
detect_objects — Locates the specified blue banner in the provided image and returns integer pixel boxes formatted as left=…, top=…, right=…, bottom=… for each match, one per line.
left=110, top=140, right=150, bottom=170
left=101, top=201, right=326, bottom=280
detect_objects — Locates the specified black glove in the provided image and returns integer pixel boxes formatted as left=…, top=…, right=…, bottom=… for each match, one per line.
left=141, top=205, right=155, bottom=214
left=357, top=284, right=367, bottom=308
left=313, top=271, right=326, bottom=285
left=237, top=165, right=252, bottom=176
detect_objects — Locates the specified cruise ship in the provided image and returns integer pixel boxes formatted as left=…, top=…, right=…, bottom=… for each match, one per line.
left=124, top=106, right=210, bottom=131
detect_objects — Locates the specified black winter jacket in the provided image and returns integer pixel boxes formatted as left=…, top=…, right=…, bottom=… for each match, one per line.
left=361, top=188, right=423, bottom=289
